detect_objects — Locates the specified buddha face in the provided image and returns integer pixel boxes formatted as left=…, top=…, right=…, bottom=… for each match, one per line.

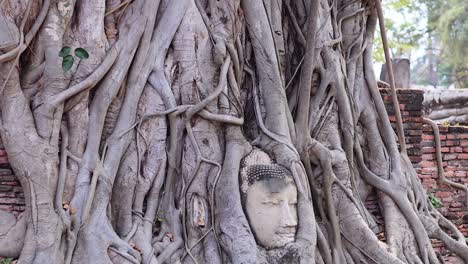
left=245, top=176, right=298, bottom=249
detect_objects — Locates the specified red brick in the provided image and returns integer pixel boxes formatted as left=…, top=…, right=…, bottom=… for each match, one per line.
left=419, top=174, right=432, bottom=179
left=409, top=156, right=422, bottom=163
left=440, top=147, right=450, bottom=153
left=420, top=161, right=436, bottom=167
left=442, top=197, right=454, bottom=202
left=0, top=176, right=16, bottom=181
left=0, top=197, right=25, bottom=204
left=451, top=202, right=464, bottom=208
left=447, top=134, right=456, bottom=139
left=420, top=167, right=437, bottom=174
left=443, top=154, right=458, bottom=160
left=422, top=135, right=435, bottom=140
left=422, top=154, right=435, bottom=160
left=436, top=191, right=453, bottom=198
left=422, top=183, right=435, bottom=189
left=458, top=154, right=468, bottom=160
left=0, top=205, right=14, bottom=211
left=446, top=140, right=457, bottom=146
left=451, top=147, right=463, bottom=153
left=0, top=181, right=18, bottom=186
left=0, top=156, right=8, bottom=164
left=445, top=171, right=455, bottom=177
left=439, top=126, right=449, bottom=132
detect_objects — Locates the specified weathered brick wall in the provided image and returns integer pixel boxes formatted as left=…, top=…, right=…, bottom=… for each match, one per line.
left=380, top=88, right=425, bottom=166
left=379, top=88, right=468, bottom=260
left=420, top=125, right=468, bottom=235
left=0, top=138, right=24, bottom=216
left=365, top=89, right=425, bottom=222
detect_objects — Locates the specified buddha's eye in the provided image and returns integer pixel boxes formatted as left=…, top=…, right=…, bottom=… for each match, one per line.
left=262, top=200, right=280, bottom=205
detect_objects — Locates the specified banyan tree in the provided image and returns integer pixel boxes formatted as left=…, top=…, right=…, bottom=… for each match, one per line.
left=0, top=0, right=467, bottom=263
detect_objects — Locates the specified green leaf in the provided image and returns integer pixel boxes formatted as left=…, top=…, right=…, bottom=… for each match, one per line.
left=62, top=55, right=74, bottom=72
left=74, top=48, right=89, bottom=59
left=0, top=258, right=14, bottom=264
left=59, top=46, right=71, bottom=57
left=428, top=193, right=443, bottom=208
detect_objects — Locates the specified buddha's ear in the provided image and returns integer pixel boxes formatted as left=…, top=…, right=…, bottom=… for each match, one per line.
left=289, top=161, right=311, bottom=198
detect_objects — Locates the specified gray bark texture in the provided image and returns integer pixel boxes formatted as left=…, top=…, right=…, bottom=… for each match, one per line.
left=0, top=0, right=466, bottom=263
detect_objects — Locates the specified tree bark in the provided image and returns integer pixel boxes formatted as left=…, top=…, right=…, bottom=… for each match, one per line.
left=0, top=0, right=467, bottom=263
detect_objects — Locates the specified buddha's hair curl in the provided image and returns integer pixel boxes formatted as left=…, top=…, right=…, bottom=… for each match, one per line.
left=240, top=148, right=293, bottom=194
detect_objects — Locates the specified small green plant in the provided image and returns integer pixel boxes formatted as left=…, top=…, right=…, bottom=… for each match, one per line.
left=154, top=216, right=164, bottom=225
left=59, top=46, right=89, bottom=72
left=0, top=258, right=14, bottom=264
left=428, top=193, right=443, bottom=208
left=441, top=121, right=451, bottom=127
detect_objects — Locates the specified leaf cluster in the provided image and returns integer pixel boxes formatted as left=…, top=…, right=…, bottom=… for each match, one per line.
left=59, top=46, right=90, bottom=72
left=428, top=193, right=443, bottom=208
left=0, top=258, right=14, bottom=264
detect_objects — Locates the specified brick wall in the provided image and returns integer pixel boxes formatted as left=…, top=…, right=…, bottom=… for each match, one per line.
left=380, top=88, right=468, bottom=260
left=420, top=125, right=468, bottom=234
left=380, top=88, right=425, bottom=166
left=365, top=89, right=426, bottom=233
left=0, top=138, right=24, bottom=216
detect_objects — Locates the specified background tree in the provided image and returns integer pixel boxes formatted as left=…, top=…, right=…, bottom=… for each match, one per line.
left=425, top=0, right=468, bottom=88
left=0, top=0, right=467, bottom=264
left=378, top=0, right=468, bottom=88
left=373, top=0, right=425, bottom=64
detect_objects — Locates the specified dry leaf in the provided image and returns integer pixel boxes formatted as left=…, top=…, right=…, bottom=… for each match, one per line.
left=130, top=243, right=142, bottom=253
left=165, top=233, right=174, bottom=242
left=197, top=215, right=205, bottom=227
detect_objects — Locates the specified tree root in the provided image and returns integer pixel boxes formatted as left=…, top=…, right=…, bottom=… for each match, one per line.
left=0, top=211, right=27, bottom=258
left=2, top=1, right=468, bottom=263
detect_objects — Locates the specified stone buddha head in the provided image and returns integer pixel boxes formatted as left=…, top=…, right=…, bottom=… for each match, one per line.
left=240, top=149, right=298, bottom=249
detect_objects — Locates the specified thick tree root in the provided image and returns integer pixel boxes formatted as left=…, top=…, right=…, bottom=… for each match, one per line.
left=1, top=0, right=467, bottom=263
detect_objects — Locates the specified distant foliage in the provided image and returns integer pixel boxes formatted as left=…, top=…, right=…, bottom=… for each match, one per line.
left=377, top=0, right=467, bottom=88
left=373, top=0, right=425, bottom=63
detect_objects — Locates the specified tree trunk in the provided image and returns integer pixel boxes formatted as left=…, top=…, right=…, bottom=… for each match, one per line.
left=0, top=0, right=466, bottom=263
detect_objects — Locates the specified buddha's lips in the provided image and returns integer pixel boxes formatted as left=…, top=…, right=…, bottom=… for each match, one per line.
left=275, top=229, right=296, bottom=236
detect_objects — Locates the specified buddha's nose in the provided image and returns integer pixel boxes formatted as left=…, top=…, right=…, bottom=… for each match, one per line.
left=281, top=202, right=297, bottom=227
